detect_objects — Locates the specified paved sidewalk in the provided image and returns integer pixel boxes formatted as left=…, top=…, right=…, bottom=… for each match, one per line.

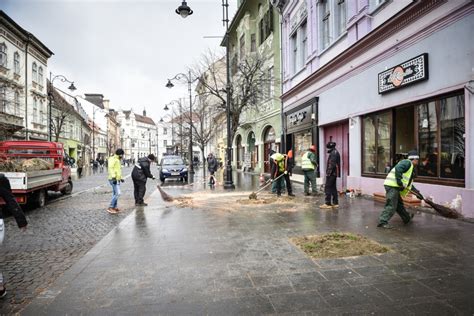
left=23, top=178, right=474, bottom=315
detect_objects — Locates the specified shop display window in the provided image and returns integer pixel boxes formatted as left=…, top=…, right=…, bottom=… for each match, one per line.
left=362, top=111, right=392, bottom=174
left=294, top=130, right=312, bottom=168
left=362, top=91, right=465, bottom=185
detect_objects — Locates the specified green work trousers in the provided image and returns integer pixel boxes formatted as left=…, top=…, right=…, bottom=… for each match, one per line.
left=303, top=170, right=317, bottom=193
left=379, top=185, right=412, bottom=224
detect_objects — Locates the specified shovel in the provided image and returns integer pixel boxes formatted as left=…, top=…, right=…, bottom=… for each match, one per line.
left=410, top=189, right=461, bottom=219
left=249, top=172, right=286, bottom=200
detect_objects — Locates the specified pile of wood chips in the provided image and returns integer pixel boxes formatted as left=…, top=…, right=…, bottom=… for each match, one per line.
left=0, top=158, right=54, bottom=172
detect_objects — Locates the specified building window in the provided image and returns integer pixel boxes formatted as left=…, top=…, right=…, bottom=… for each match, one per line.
left=294, top=129, right=313, bottom=168
left=290, top=20, right=307, bottom=74
left=269, top=67, right=274, bottom=98
left=0, top=43, right=6, bottom=67
left=239, top=34, right=245, bottom=59
left=14, top=91, right=20, bottom=116
left=250, top=33, right=256, bottom=52
left=40, top=100, right=45, bottom=123
left=319, top=0, right=347, bottom=51
left=259, top=8, right=274, bottom=44
left=0, top=86, right=6, bottom=112
left=14, top=52, right=20, bottom=74
left=363, top=111, right=392, bottom=174
left=38, top=66, right=44, bottom=86
left=32, top=62, right=38, bottom=82
left=362, top=92, right=465, bottom=185
left=33, top=98, right=38, bottom=123
left=163, top=140, right=167, bottom=147
left=163, top=128, right=167, bottom=135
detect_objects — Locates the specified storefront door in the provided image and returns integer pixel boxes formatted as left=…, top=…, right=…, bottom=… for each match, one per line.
left=324, top=122, right=350, bottom=191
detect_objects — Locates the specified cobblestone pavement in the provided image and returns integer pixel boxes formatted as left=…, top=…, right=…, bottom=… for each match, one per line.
left=0, top=165, right=162, bottom=314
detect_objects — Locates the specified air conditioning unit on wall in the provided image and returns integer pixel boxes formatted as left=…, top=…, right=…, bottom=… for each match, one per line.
left=269, top=0, right=286, bottom=10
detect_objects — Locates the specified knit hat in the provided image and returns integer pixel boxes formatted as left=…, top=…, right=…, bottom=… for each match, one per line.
left=407, top=150, right=419, bottom=160
left=310, top=145, right=316, bottom=152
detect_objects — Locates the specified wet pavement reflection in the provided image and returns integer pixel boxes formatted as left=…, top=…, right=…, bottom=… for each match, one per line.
left=24, top=171, right=474, bottom=315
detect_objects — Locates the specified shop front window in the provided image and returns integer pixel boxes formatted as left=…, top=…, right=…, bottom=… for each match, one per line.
left=362, top=111, right=392, bottom=174
left=417, top=101, right=438, bottom=177
left=439, top=95, right=465, bottom=179
left=294, top=129, right=312, bottom=168
left=362, top=91, right=465, bottom=185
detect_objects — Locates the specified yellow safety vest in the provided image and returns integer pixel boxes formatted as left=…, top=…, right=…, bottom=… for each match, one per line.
left=384, top=160, right=414, bottom=197
left=270, top=153, right=285, bottom=172
left=301, top=152, right=314, bottom=170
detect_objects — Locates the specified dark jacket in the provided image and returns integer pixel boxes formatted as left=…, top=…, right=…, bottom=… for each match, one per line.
left=326, top=148, right=341, bottom=177
left=0, top=174, right=28, bottom=228
left=131, top=157, right=153, bottom=182
left=207, top=156, right=218, bottom=173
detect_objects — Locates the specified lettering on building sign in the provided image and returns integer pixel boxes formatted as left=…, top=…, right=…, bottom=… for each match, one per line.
left=288, top=109, right=308, bottom=126
left=378, top=53, right=428, bottom=94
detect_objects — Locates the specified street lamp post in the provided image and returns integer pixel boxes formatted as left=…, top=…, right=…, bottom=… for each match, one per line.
left=48, top=72, right=76, bottom=141
left=174, top=0, right=234, bottom=189
left=166, top=72, right=197, bottom=184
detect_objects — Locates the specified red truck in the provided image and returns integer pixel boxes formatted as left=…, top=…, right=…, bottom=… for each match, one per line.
left=0, top=141, right=74, bottom=208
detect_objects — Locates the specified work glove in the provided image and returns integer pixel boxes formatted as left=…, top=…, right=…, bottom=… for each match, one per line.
left=284, top=171, right=288, bottom=175
left=111, top=178, right=117, bottom=185
left=270, top=179, right=274, bottom=182
left=152, top=176, right=156, bottom=180
left=120, top=179, right=125, bottom=183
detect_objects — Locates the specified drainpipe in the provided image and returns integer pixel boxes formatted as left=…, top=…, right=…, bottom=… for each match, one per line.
left=24, top=33, right=31, bottom=140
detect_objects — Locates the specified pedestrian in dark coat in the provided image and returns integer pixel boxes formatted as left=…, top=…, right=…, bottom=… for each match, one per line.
left=320, top=142, right=341, bottom=209
left=207, top=153, right=218, bottom=185
left=0, top=173, right=28, bottom=298
left=132, top=154, right=156, bottom=206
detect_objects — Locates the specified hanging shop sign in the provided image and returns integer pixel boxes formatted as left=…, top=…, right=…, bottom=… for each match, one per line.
left=378, top=53, right=428, bottom=94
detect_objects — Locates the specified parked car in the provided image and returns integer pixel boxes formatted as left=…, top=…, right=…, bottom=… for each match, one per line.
left=159, top=156, right=188, bottom=183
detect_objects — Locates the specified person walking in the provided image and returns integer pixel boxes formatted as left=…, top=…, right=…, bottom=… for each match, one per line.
left=207, top=153, right=218, bottom=186
left=107, top=149, right=124, bottom=214
left=76, top=158, right=84, bottom=178
left=377, top=150, right=419, bottom=229
left=302, top=145, right=318, bottom=196
left=269, top=150, right=293, bottom=197
left=320, top=142, right=341, bottom=209
left=131, top=154, right=156, bottom=206
left=0, top=173, right=28, bottom=298
left=283, top=149, right=295, bottom=197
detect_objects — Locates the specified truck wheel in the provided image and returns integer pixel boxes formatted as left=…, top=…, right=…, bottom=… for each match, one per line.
left=62, top=180, right=73, bottom=195
left=36, top=189, right=46, bottom=208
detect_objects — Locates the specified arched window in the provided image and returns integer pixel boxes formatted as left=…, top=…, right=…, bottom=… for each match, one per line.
left=38, top=66, right=44, bottom=86
left=0, top=43, right=6, bottom=67
left=32, top=62, right=38, bottom=82
left=14, top=52, right=20, bottom=74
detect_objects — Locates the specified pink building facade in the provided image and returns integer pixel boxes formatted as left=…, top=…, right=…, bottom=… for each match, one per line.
left=279, top=0, right=474, bottom=217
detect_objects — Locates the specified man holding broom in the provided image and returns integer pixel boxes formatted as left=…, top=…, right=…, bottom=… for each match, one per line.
left=378, top=150, right=420, bottom=229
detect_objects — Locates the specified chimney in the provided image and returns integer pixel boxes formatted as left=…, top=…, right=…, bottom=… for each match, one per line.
left=143, top=108, right=147, bottom=117
left=103, top=99, right=110, bottom=110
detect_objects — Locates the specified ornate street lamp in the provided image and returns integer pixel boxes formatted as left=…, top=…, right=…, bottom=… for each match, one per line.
left=175, top=1, right=193, bottom=18
left=166, top=72, right=197, bottom=184
left=172, top=0, right=234, bottom=189
left=48, top=72, right=77, bottom=141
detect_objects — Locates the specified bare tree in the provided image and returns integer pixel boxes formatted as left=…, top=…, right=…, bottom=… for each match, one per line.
left=48, top=83, right=76, bottom=142
left=191, top=49, right=272, bottom=143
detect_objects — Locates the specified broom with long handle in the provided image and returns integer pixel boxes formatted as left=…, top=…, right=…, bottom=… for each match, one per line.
left=249, top=172, right=286, bottom=200
left=410, top=189, right=462, bottom=219
left=155, top=179, right=174, bottom=202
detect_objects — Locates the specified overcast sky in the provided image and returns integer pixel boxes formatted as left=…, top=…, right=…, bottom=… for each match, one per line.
left=2, top=0, right=237, bottom=122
